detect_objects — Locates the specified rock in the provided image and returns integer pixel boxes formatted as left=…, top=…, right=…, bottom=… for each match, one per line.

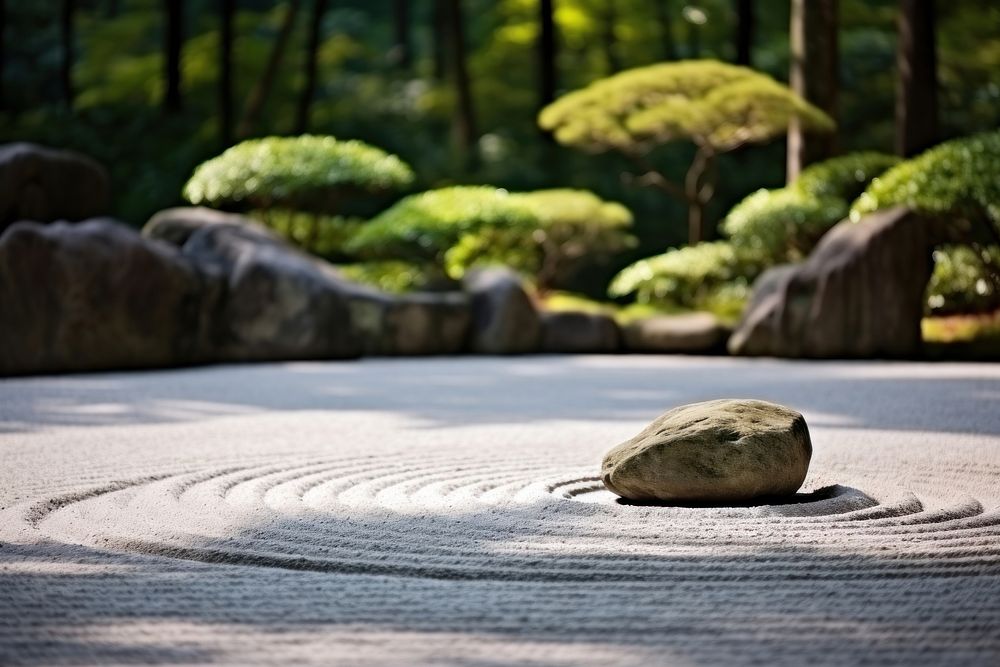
left=728, top=207, right=944, bottom=358
left=144, top=206, right=274, bottom=247
left=347, top=288, right=471, bottom=356
left=0, top=143, right=110, bottom=233
left=177, top=220, right=361, bottom=362
left=622, top=313, right=728, bottom=354
left=601, top=399, right=812, bottom=503
left=463, top=267, right=541, bottom=354
left=540, top=311, right=620, bottom=353
left=0, top=219, right=215, bottom=375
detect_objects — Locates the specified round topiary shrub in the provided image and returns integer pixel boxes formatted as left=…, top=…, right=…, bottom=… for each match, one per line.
left=182, top=135, right=414, bottom=214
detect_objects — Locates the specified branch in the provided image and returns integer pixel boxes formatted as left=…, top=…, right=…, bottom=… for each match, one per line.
left=623, top=153, right=687, bottom=201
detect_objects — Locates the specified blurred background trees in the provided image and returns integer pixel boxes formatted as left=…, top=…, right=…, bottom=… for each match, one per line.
left=1, top=0, right=998, bottom=319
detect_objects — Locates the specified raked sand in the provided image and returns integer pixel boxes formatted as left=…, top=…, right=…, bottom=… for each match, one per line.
left=1, top=355, right=999, bottom=666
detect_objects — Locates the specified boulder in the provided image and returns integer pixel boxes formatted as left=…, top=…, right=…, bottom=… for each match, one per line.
left=177, top=221, right=361, bottom=362
left=622, top=313, right=728, bottom=354
left=0, top=219, right=215, bottom=375
left=144, top=206, right=273, bottom=247
left=347, top=287, right=471, bottom=356
left=540, top=311, right=620, bottom=353
left=728, top=207, right=943, bottom=358
left=0, top=143, right=110, bottom=233
left=463, top=268, right=541, bottom=354
left=601, top=399, right=812, bottom=503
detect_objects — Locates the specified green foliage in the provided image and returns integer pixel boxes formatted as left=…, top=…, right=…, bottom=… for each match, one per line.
left=538, top=60, right=833, bottom=154
left=723, top=152, right=899, bottom=261
left=851, top=130, right=1000, bottom=226
left=443, top=188, right=635, bottom=288
left=250, top=210, right=363, bottom=261
left=927, top=245, right=1000, bottom=314
left=346, top=186, right=538, bottom=266
left=340, top=261, right=432, bottom=294
left=183, top=135, right=414, bottom=214
left=608, top=241, right=766, bottom=311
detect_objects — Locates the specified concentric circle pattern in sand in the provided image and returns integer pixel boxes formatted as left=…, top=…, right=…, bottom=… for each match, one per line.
left=20, top=451, right=1000, bottom=584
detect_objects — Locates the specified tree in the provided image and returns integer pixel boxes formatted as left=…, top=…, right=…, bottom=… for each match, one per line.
left=238, top=0, right=301, bottom=138
left=183, top=135, right=414, bottom=250
left=600, top=1, right=621, bottom=74
left=0, top=0, right=5, bottom=111
left=219, top=0, right=234, bottom=145
left=61, top=0, right=75, bottom=108
left=163, top=0, right=183, bottom=112
left=444, top=0, right=477, bottom=168
left=735, top=0, right=753, bottom=66
left=347, top=186, right=538, bottom=281
left=537, top=0, right=557, bottom=112
left=445, top=189, right=635, bottom=292
left=432, top=0, right=448, bottom=81
left=652, top=0, right=676, bottom=61
left=896, top=0, right=938, bottom=157
left=786, top=0, right=838, bottom=181
left=539, top=60, right=833, bottom=245
left=390, top=0, right=411, bottom=68
left=296, top=0, right=328, bottom=133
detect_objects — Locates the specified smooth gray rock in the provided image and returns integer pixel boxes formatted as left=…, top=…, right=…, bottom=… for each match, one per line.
left=0, top=219, right=216, bottom=375
left=728, top=207, right=946, bottom=358
left=602, top=399, right=812, bottom=503
left=463, top=268, right=541, bottom=354
left=178, top=221, right=361, bottom=362
left=144, top=206, right=274, bottom=247
left=540, top=311, right=620, bottom=353
left=0, top=143, right=110, bottom=233
left=347, top=288, right=471, bottom=356
left=623, top=313, right=728, bottom=354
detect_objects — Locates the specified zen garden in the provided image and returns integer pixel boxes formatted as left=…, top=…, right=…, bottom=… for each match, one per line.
left=1, top=2, right=999, bottom=667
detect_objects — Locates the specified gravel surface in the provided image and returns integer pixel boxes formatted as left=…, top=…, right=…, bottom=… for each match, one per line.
left=2, top=355, right=999, bottom=666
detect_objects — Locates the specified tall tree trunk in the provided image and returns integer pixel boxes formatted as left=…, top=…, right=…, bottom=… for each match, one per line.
left=432, top=0, right=448, bottom=81
left=896, top=0, right=938, bottom=157
left=219, top=0, right=234, bottom=145
left=786, top=0, right=838, bottom=181
left=735, top=0, right=753, bottom=66
left=601, top=1, right=620, bottom=73
left=164, top=0, right=183, bottom=112
left=0, top=0, right=6, bottom=111
left=537, top=0, right=557, bottom=111
left=391, top=0, right=411, bottom=68
left=238, top=0, right=301, bottom=138
left=653, top=0, right=675, bottom=61
left=295, top=0, right=327, bottom=133
left=61, top=0, right=75, bottom=108
left=445, top=0, right=477, bottom=168
left=106, top=0, right=119, bottom=18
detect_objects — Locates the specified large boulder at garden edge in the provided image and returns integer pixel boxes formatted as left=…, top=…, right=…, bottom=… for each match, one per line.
left=623, top=313, right=728, bottom=354
left=602, top=399, right=812, bottom=503
left=166, top=217, right=361, bottom=362
left=463, top=267, right=541, bottom=354
left=0, top=143, right=110, bottom=233
left=346, top=287, right=471, bottom=356
left=540, top=311, right=620, bottom=353
left=728, top=207, right=944, bottom=358
left=144, top=206, right=274, bottom=246
left=0, top=219, right=216, bottom=375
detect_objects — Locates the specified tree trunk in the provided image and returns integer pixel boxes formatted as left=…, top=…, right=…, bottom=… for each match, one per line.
left=0, top=0, right=6, bottom=111
left=432, top=0, right=448, bottom=81
left=652, top=1, right=676, bottom=61
left=295, top=0, right=327, bottom=133
left=601, top=1, right=620, bottom=74
left=106, top=0, right=120, bottom=17
left=896, top=0, right=938, bottom=157
left=445, top=0, right=477, bottom=168
left=61, top=0, right=75, bottom=108
left=684, top=148, right=715, bottom=245
left=735, top=0, right=753, bottom=66
left=219, top=0, right=234, bottom=145
left=537, top=0, right=557, bottom=111
left=238, top=0, right=301, bottom=138
left=391, top=0, right=411, bottom=68
left=164, top=0, right=183, bottom=112
left=786, top=0, right=838, bottom=181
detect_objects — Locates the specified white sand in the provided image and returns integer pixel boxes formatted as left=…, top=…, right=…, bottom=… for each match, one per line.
left=1, top=355, right=999, bottom=665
